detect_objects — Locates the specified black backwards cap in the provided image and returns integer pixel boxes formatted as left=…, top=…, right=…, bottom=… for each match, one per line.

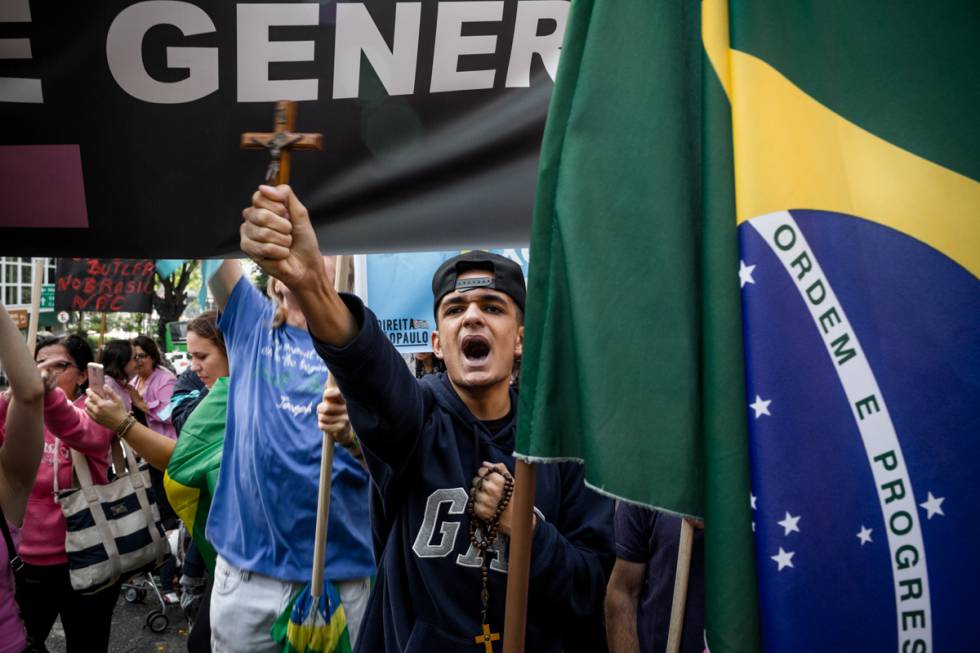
left=432, top=251, right=526, bottom=318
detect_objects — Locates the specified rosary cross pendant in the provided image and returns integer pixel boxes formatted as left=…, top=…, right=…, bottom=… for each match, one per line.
left=474, top=623, right=500, bottom=652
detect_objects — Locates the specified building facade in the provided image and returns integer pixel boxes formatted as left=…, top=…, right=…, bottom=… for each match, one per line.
left=1, top=256, right=58, bottom=329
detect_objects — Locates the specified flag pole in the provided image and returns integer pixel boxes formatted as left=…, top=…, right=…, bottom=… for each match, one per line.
left=26, top=258, right=45, bottom=349
left=665, top=518, right=695, bottom=653
left=310, top=255, right=352, bottom=600
left=503, top=459, right=536, bottom=653
left=310, top=413, right=335, bottom=600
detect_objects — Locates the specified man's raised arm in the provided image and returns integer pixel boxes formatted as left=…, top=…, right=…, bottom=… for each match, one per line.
left=208, top=260, right=243, bottom=311
left=239, top=184, right=358, bottom=346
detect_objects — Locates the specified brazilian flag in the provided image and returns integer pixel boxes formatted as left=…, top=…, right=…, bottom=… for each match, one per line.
left=164, top=376, right=228, bottom=571
left=516, top=1, right=978, bottom=651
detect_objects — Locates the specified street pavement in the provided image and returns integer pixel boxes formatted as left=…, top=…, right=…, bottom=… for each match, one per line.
left=45, top=595, right=190, bottom=653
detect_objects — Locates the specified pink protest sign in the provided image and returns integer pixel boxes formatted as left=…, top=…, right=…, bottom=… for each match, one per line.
left=0, top=145, right=88, bottom=228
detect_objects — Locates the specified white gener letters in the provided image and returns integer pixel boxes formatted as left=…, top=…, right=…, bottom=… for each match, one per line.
left=430, top=1, right=504, bottom=93
left=0, top=0, right=43, bottom=102
left=106, top=1, right=217, bottom=104
left=237, top=3, right=319, bottom=102
left=94, top=0, right=570, bottom=104
left=504, top=1, right=568, bottom=87
left=333, top=3, right=421, bottom=99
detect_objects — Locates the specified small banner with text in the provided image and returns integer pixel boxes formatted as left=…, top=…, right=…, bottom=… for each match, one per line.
left=54, top=258, right=156, bottom=313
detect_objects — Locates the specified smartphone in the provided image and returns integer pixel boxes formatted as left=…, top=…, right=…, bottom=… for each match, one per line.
left=87, top=362, right=105, bottom=393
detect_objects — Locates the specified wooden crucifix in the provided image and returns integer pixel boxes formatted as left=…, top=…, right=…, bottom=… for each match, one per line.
left=241, top=100, right=323, bottom=185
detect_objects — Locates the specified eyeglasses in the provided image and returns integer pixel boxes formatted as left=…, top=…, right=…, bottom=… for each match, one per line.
left=45, top=361, right=77, bottom=373
left=134, top=353, right=149, bottom=360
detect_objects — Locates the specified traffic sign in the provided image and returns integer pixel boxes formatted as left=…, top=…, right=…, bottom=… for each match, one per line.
left=40, top=284, right=55, bottom=311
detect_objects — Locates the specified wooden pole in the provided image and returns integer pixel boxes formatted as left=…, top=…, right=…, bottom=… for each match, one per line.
left=502, top=459, right=537, bottom=653
left=309, top=420, right=335, bottom=599
left=310, top=255, right=352, bottom=599
left=26, top=258, right=45, bottom=350
left=665, top=519, right=695, bottom=653
left=99, top=312, right=107, bottom=347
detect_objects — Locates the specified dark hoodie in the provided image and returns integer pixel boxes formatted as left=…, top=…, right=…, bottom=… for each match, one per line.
left=170, top=368, right=207, bottom=436
left=313, top=294, right=613, bottom=653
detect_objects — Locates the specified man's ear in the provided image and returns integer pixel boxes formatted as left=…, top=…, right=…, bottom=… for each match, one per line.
left=514, top=325, right=524, bottom=358
left=431, top=330, right=445, bottom=360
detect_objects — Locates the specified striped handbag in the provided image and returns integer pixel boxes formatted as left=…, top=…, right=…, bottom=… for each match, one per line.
left=54, top=438, right=171, bottom=594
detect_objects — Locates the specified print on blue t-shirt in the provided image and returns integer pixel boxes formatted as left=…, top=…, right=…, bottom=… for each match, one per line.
left=206, top=277, right=374, bottom=582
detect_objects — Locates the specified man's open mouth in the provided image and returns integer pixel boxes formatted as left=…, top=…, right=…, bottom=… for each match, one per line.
left=461, top=335, right=491, bottom=362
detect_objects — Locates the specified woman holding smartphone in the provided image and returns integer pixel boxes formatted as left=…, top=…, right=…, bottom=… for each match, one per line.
left=87, top=311, right=230, bottom=653
left=3, top=334, right=120, bottom=653
left=0, top=306, right=44, bottom=653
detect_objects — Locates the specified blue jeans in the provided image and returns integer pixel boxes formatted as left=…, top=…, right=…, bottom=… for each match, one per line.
left=183, top=541, right=206, bottom=580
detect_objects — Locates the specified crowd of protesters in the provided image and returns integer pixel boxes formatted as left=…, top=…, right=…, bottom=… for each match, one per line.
left=0, top=187, right=704, bottom=653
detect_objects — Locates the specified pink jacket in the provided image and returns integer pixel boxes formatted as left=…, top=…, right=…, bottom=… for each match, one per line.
left=0, top=520, right=24, bottom=653
left=0, top=389, right=113, bottom=566
left=132, top=366, right=176, bottom=440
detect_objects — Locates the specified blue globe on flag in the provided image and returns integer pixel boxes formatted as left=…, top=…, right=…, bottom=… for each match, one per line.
left=739, top=210, right=979, bottom=651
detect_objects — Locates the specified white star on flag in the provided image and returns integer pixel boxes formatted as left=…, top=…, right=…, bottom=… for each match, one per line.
left=771, top=547, right=795, bottom=571
left=857, top=526, right=873, bottom=545
left=778, top=511, right=801, bottom=536
left=750, top=493, right=757, bottom=510
left=750, top=395, right=771, bottom=418
left=919, top=492, right=945, bottom=519
left=739, top=260, right=757, bottom=288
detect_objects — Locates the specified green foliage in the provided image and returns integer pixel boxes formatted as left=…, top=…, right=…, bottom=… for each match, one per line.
left=153, top=261, right=200, bottom=343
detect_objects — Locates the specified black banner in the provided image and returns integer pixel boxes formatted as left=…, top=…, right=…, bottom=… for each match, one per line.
left=0, top=1, right=568, bottom=257
left=54, top=258, right=156, bottom=313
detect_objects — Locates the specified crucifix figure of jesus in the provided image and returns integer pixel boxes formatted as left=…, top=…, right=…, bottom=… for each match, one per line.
left=241, top=100, right=323, bottom=185
left=474, top=623, right=500, bottom=653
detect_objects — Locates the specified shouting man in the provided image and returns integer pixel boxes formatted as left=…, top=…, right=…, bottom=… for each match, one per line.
left=240, top=184, right=613, bottom=652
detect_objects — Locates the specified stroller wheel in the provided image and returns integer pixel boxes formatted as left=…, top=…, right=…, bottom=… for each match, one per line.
left=124, top=587, right=140, bottom=603
left=146, top=610, right=169, bottom=633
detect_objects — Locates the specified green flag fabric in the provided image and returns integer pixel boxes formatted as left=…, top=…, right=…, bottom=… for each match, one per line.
left=514, top=0, right=759, bottom=649
left=164, top=376, right=229, bottom=571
